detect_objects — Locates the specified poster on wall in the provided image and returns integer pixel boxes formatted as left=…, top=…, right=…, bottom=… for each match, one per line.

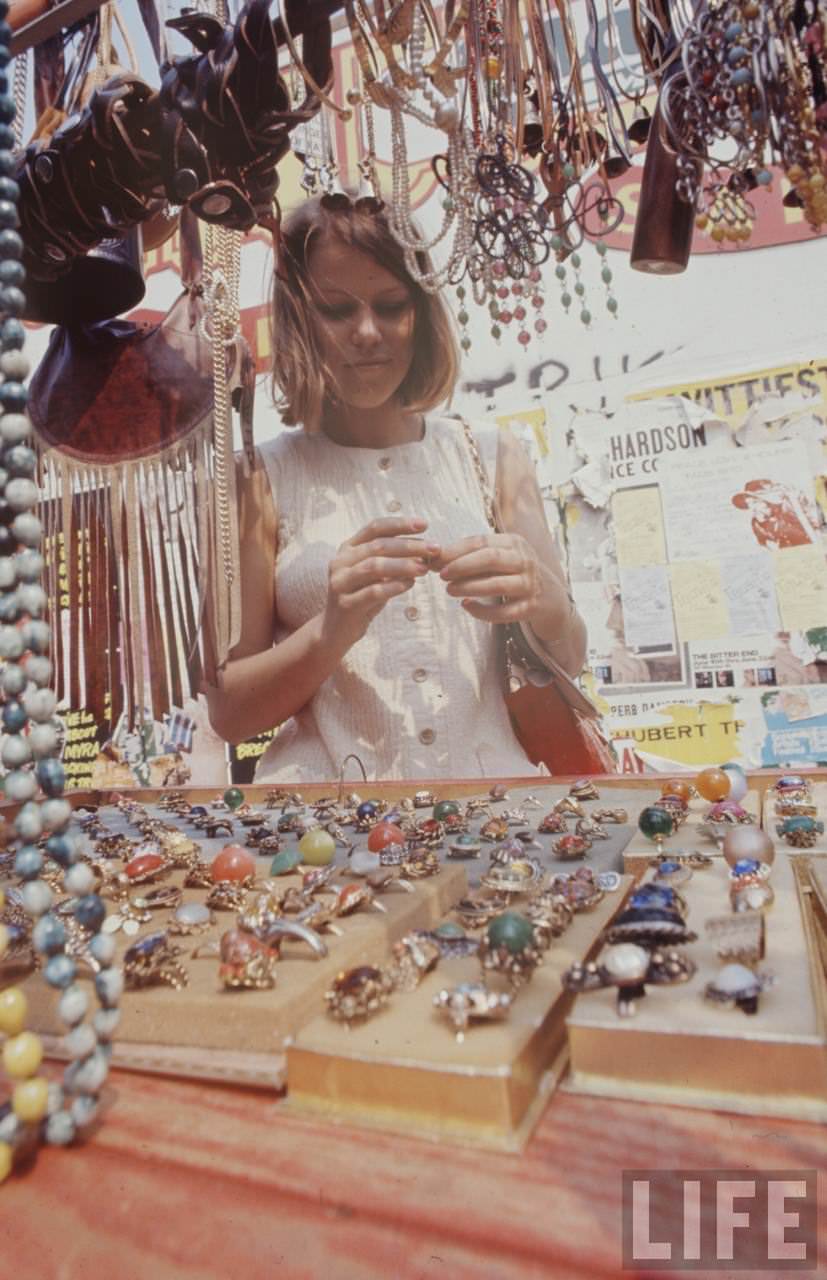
left=535, top=362, right=827, bottom=771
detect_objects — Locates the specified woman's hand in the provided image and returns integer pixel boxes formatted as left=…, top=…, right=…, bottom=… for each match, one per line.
left=437, top=531, right=566, bottom=628
left=322, top=516, right=439, bottom=645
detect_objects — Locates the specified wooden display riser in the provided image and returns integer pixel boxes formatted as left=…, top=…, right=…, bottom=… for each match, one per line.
left=565, top=851, right=827, bottom=1120
left=285, top=879, right=632, bottom=1150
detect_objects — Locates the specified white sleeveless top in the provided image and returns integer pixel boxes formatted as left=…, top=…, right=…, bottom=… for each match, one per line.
left=254, top=415, right=541, bottom=782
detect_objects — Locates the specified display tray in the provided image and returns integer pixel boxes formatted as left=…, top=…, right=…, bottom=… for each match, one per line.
left=284, top=878, right=631, bottom=1151
left=2, top=779, right=633, bottom=1090
left=14, top=800, right=468, bottom=1089
left=565, top=851, right=827, bottom=1121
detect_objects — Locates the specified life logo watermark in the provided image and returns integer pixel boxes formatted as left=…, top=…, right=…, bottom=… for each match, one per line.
left=622, top=1170, right=819, bottom=1270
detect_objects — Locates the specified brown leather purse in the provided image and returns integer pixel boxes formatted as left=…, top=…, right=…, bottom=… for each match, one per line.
left=460, top=420, right=616, bottom=776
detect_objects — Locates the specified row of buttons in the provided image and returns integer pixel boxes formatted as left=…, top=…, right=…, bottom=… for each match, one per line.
left=382, top=483, right=432, bottom=743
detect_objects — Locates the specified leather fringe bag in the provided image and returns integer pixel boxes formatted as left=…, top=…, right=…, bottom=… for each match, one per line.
left=28, top=209, right=254, bottom=730
left=461, top=420, right=616, bottom=776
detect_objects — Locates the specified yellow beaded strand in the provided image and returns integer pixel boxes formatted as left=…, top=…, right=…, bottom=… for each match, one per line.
left=0, top=887, right=49, bottom=1181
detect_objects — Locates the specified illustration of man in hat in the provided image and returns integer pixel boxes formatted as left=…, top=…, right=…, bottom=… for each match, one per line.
left=731, top=478, right=819, bottom=550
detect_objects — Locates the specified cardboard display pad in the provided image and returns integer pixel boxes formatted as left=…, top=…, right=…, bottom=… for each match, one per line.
left=285, top=878, right=631, bottom=1150
left=565, top=851, right=827, bottom=1120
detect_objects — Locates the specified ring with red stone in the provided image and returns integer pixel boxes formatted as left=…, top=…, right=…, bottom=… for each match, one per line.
left=553, top=834, right=591, bottom=861
left=118, top=849, right=174, bottom=888
left=538, top=811, right=566, bottom=834
left=325, top=965, right=396, bottom=1026
left=216, top=928, right=280, bottom=990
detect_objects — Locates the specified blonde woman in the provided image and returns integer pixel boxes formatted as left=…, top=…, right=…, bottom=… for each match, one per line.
left=206, top=196, right=586, bottom=780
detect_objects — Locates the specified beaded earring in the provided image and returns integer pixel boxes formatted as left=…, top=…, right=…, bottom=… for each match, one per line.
left=0, top=3, right=119, bottom=1179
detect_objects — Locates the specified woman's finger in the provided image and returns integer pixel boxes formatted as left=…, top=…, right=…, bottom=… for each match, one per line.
left=334, top=556, right=429, bottom=593
left=445, top=573, right=533, bottom=600
left=338, top=579, right=415, bottom=613
left=460, top=597, right=533, bottom=622
left=345, top=517, right=427, bottom=548
left=439, top=543, right=524, bottom=582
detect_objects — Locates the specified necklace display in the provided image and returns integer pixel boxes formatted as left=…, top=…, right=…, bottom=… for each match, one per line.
left=662, top=0, right=827, bottom=232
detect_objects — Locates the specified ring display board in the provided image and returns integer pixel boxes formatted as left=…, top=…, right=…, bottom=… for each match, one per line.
left=2, top=774, right=824, bottom=1147
left=284, top=879, right=630, bottom=1152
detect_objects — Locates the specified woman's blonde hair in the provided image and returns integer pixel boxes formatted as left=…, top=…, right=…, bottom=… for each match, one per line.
left=270, top=196, right=459, bottom=428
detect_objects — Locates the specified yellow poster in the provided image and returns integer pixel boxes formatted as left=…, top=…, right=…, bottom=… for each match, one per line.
left=612, top=487, right=667, bottom=568
left=669, top=560, right=729, bottom=642
left=627, top=358, right=827, bottom=427
left=773, top=543, right=827, bottom=631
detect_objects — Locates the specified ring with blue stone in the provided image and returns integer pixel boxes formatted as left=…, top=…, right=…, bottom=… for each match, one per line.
left=651, top=858, right=693, bottom=889
left=123, top=930, right=188, bottom=990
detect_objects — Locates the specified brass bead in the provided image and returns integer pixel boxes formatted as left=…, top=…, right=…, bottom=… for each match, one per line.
left=485, top=55, right=501, bottom=79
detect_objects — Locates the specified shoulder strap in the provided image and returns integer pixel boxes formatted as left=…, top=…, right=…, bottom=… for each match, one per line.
left=459, top=417, right=497, bottom=532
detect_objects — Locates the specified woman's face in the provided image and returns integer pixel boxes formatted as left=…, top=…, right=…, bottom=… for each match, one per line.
left=306, top=236, right=416, bottom=412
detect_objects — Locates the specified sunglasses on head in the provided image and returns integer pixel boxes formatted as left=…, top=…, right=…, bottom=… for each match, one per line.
left=319, top=191, right=386, bottom=215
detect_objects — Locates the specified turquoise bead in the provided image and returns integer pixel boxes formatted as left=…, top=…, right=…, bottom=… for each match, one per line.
left=270, top=848, right=302, bottom=876
left=45, top=954, right=77, bottom=989
left=32, top=913, right=65, bottom=955
left=435, top=922, right=466, bottom=939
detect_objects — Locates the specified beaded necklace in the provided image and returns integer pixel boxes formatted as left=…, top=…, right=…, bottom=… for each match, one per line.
left=0, top=4, right=120, bottom=1180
